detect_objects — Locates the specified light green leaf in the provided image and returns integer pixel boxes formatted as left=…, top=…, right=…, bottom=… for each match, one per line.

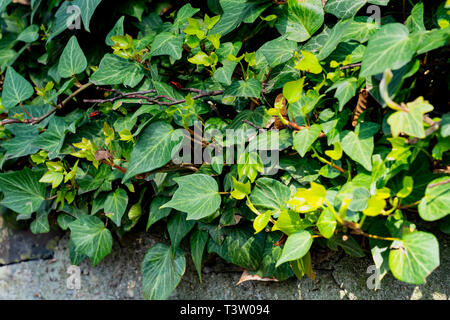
left=361, top=23, right=418, bottom=77
left=0, top=168, right=46, bottom=216
left=237, top=152, right=264, bottom=183
left=1, top=67, right=34, bottom=110
left=39, top=171, right=64, bottom=189
left=276, top=230, right=313, bottom=267
left=283, top=78, right=305, bottom=104
left=104, top=188, right=128, bottom=227
left=123, top=122, right=182, bottom=181
left=387, top=97, right=433, bottom=138
left=389, top=231, right=439, bottom=285
left=293, top=124, right=322, bottom=157
left=253, top=210, right=271, bottom=234
left=69, top=215, right=113, bottom=267
left=317, top=207, right=337, bottom=239
left=161, top=174, right=221, bottom=220
left=141, top=243, right=186, bottom=300
left=418, top=177, right=450, bottom=221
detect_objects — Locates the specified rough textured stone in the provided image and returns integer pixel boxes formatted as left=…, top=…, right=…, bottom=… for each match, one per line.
left=0, top=214, right=449, bottom=300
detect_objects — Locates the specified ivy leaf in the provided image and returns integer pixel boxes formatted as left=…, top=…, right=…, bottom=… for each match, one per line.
left=161, top=174, right=221, bottom=220
left=257, top=38, right=297, bottom=68
left=295, top=51, right=322, bottom=74
left=150, top=32, right=184, bottom=61
left=418, top=177, right=450, bottom=222
left=30, top=210, right=50, bottom=234
left=278, top=0, right=324, bottom=43
left=74, top=0, right=102, bottom=32
left=0, top=0, right=12, bottom=13
left=141, top=243, right=186, bottom=300
left=190, top=228, right=209, bottom=282
left=34, top=117, right=69, bottom=158
left=405, top=2, right=425, bottom=33
left=58, top=36, right=87, bottom=78
left=104, top=188, right=128, bottom=227
left=293, top=124, right=322, bottom=157
left=326, top=77, right=358, bottom=111
left=207, top=225, right=265, bottom=270
left=237, top=152, right=264, bottom=183
left=1, top=67, right=34, bottom=110
left=325, top=0, right=389, bottom=19
left=90, top=54, right=144, bottom=87
left=361, top=23, right=418, bottom=77
left=123, top=121, right=183, bottom=182
left=276, top=230, right=313, bottom=267
left=387, top=97, right=434, bottom=138
left=210, top=0, right=248, bottom=36
left=147, top=197, right=172, bottom=231
left=249, top=178, right=291, bottom=214
left=69, top=215, right=113, bottom=267
left=389, top=231, right=439, bottom=285
left=224, top=79, right=262, bottom=98
left=317, top=207, right=337, bottom=239
left=17, top=24, right=40, bottom=43
left=105, top=16, right=125, bottom=45
left=283, top=78, right=305, bottom=104
left=253, top=210, right=272, bottom=234
left=341, top=122, right=378, bottom=171
left=167, top=212, right=196, bottom=252
left=0, top=168, right=46, bottom=216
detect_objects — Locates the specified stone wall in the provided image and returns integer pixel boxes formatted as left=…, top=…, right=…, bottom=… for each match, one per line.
left=0, top=215, right=449, bottom=300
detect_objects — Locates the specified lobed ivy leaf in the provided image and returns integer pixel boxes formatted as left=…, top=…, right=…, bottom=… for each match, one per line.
left=69, top=215, right=113, bottom=267
left=0, top=168, right=46, bottom=216
left=161, top=174, right=222, bottom=220
left=1, top=67, right=34, bottom=110
left=104, top=188, right=129, bottom=227
left=123, top=121, right=183, bottom=182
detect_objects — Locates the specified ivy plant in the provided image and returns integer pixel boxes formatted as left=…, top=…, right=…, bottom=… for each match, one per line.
left=0, top=0, right=449, bottom=299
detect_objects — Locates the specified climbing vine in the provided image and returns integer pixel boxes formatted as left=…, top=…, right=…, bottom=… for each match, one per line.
left=0, top=0, right=449, bottom=299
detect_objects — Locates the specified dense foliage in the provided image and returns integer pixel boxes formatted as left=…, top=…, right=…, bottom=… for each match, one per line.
left=0, top=0, right=449, bottom=299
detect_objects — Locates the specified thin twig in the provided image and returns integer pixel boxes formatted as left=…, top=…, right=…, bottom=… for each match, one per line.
left=1, top=82, right=93, bottom=126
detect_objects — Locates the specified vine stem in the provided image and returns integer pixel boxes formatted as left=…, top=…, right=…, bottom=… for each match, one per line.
left=1, top=82, right=94, bottom=126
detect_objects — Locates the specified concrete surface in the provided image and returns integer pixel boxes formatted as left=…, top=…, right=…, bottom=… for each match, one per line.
left=0, top=214, right=449, bottom=300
